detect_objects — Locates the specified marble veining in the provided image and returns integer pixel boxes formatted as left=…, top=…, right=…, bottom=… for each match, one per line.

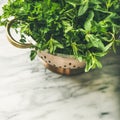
left=0, top=1, right=120, bottom=120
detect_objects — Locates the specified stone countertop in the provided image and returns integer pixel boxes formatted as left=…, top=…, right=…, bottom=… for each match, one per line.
left=0, top=1, right=120, bottom=120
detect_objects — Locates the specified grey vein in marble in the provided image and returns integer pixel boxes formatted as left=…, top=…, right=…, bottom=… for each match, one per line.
left=0, top=1, right=120, bottom=120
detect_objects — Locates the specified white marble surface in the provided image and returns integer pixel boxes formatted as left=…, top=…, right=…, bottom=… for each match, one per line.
left=0, top=1, right=120, bottom=120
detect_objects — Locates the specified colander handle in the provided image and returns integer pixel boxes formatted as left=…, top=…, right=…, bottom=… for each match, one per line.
left=6, top=19, right=33, bottom=48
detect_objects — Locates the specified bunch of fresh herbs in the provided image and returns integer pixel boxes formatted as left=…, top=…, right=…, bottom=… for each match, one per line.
left=0, top=0, right=120, bottom=72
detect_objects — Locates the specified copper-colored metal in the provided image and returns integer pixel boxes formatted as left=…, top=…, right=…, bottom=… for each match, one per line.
left=6, top=19, right=32, bottom=48
left=38, top=51, right=86, bottom=75
left=6, top=19, right=86, bottom=75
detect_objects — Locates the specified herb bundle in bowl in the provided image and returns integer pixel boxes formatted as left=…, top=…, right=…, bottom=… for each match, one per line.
left=0, top=0, right=120, bottom=74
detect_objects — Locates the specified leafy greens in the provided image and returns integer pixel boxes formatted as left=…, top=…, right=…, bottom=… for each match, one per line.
left=0, top=0, right=120, bottom=72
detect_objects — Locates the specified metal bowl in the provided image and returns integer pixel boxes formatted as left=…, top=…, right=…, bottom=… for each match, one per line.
left=6, top=19, right=86, bottom=75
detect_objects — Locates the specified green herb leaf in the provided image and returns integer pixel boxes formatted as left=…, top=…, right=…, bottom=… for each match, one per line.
left=78, top=1, right=88, bottom=16
left=30, top=50, right=37, bottom=60
left=84, top=11, right=94, bottom=31
left=0, top=0, right=120, bottom=72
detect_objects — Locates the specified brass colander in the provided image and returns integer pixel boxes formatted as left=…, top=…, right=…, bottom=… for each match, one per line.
left=6, top=19, right=86, bottom=75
